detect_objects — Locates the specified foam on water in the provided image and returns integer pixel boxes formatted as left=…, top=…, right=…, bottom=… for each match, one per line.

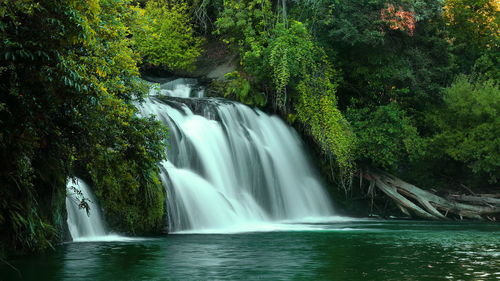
left=70, top=235, right=146, bottom=243
left=66, top=178, right=133, bottom=242
left=138, top=80, right=344, bottom=233
left=65, top=79, right=351, bottom=237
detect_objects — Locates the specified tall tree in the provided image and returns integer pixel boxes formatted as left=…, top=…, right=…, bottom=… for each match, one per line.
left=0, top=0, right=167, bottom=252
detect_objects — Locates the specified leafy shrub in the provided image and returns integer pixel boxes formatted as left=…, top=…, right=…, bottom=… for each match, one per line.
left=347, top=103, right=423, bottom=171
left=133, top=1, right=203, bottom=71
left=432, top=75, right=499, bottom=183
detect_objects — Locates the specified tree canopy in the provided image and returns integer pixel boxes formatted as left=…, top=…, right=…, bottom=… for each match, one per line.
left=211, top=0, right=499, bottom=189
left=0, top=0, right=203, bottom=251
left=1, top=0, right=499, bottom=252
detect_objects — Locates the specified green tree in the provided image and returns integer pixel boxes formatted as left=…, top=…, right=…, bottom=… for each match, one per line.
left=215, top=0, right=356, bottom=177
left=133, top=1, right=203, bottom=71
left=214, top=0, right=273, bottom=84
left=294, top=0, right=455, bottom=117
left=431, top=76, right=500, bottom=183
left=268, top=21, right=318, bottom=110
left=296, top=75, right=355, bottom=174
left=444, top=0, right=499, bottom=73
left=0, top=0, right=167, bottom=252
left=346, top=103, right=422, bottom=172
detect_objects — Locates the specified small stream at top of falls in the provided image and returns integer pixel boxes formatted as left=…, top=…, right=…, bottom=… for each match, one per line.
left=139, top=78, right=337, bottom=233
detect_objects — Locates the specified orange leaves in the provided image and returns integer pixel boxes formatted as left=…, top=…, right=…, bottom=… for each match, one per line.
left=381, top=4, right=416, bottom=36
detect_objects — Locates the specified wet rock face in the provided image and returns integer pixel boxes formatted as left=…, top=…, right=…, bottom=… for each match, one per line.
left=156, top=96, right=235, bottom=122
left=147, top=77, right=206, bottom=98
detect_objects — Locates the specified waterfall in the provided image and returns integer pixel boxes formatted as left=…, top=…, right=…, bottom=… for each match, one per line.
left=65, top=178, right=107, bottom=240
left=65, top=179, right=142, bottom=242
left=139, top=80, right=336, bottom=233
left=149, top=77, right=204, bottom=98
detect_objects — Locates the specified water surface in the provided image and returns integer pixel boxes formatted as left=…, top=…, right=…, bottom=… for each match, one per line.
left=2, top=220, right=499, bottom=281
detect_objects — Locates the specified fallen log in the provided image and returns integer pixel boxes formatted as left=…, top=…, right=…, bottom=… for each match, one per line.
left=476, top=194, right=500, bottom=198
left=447, top=194, right=500, bottom=207
left=363, top=171, right=500, bottom=221
left=373, top=178, right=442, bottom=220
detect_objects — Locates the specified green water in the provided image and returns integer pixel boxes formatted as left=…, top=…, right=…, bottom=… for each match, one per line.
left=2, top=220, right=499, bottom=281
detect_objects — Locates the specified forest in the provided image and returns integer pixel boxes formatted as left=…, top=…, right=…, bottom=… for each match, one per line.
left=0, top=0, right=498, bottom=257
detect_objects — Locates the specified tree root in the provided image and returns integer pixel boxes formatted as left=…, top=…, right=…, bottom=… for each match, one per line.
left=363, top=171, right=500, bottom=221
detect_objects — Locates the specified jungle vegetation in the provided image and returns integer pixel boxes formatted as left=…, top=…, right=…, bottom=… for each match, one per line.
left=0, top=0, right=498, bottom=252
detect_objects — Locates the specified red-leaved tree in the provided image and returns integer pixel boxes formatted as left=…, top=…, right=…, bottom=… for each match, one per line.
left=381, top=4, right=416, bottom=35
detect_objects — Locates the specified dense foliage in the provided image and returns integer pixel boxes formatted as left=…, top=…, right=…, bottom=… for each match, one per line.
left=133, top=1, right=203, bottom=71
left=0, top=0, right=205, bottom=253
left=210, top=0, right=499, bottom=189
left=346, top=103, right=422, bottom=171
left=215, top=0, right=356, bottom=175
left=0, top=0, right=498, bottom=253
left=444, top=0, right=499, bottom=74
left=430, top=76, right=499, bottom=184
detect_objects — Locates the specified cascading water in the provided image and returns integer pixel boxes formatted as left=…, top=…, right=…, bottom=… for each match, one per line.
left=139, top=78, right=337, bottom=233
left=148, top=77, right=204, bottom=98
left=65, top=179, right=140, bottom=242
left=65, top=178, right=107, bottom=240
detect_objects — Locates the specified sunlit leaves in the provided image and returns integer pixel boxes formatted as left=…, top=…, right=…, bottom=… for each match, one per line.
left=296, top=75, right=355, bottom=173
left=443, top=0, right=500, bottom=71
left=268, top=21, right=316, bottom=109
left=217, top=71, right=267, bottom=107
left=0, top=0, right=168, bottom=251
left=214, top=0, right=273, bottom=79
left=133, top=1, right=203, bottom=71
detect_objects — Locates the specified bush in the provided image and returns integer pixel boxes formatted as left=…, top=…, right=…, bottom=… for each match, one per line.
left=432, top=75, right=500, bottom=183
left=347, top=103, right=423, bottom=171
left=133, top=1, right=203, bottom=71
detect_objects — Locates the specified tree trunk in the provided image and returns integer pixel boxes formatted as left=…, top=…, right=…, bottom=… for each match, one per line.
left=363, top=171, right=500, bottom=221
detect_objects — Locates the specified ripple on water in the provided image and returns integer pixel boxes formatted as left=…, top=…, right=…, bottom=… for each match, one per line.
left=1, top=221, right=498, bottom=281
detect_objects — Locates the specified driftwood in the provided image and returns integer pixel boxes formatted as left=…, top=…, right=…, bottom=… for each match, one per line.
left=363, top=171, right=500, bottom=221
left=447, top=194, right=500, bottom=206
